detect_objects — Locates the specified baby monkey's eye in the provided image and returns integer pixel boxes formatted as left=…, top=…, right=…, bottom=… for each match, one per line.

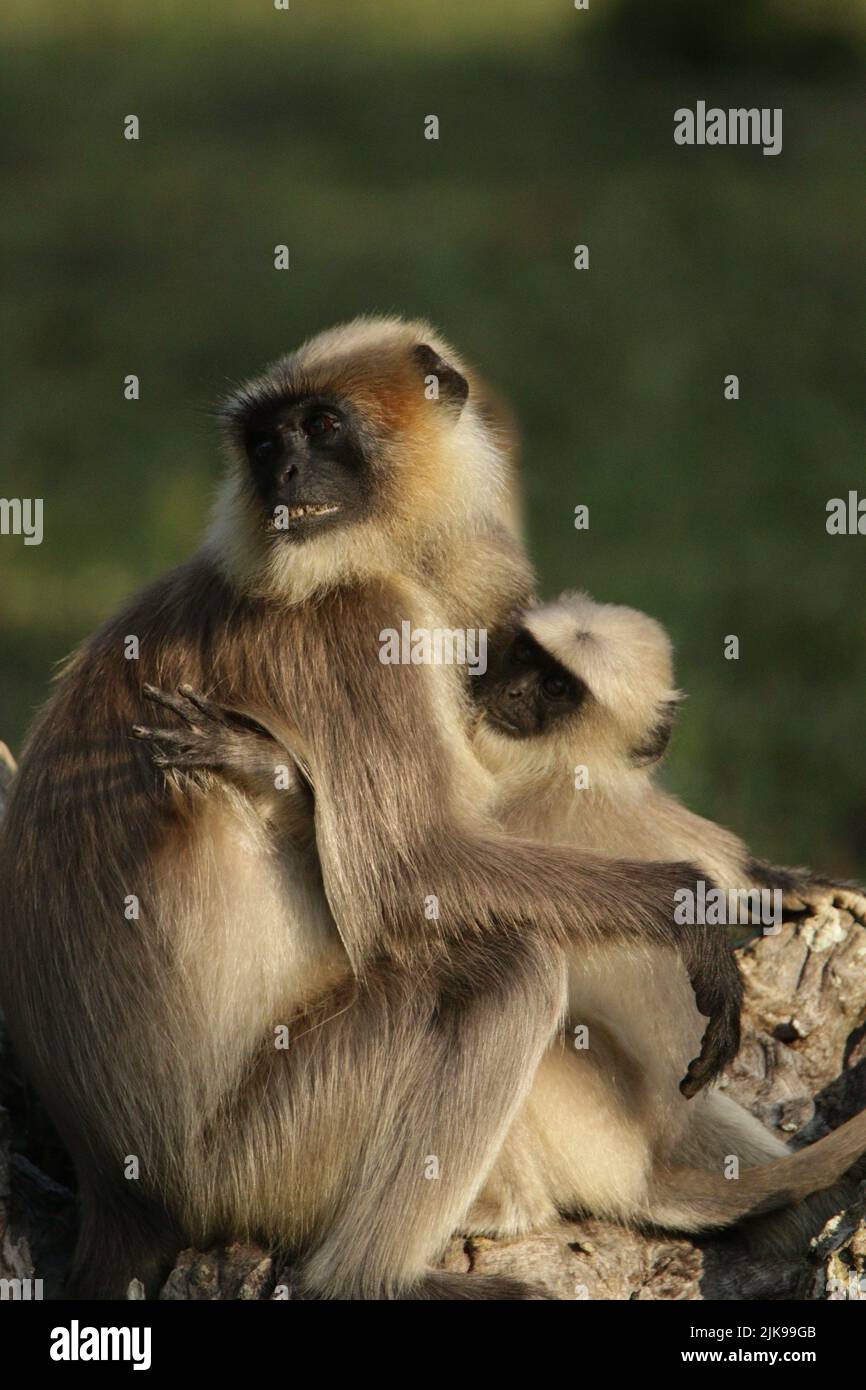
left=512, top=636, right=536, bottom=665
left=541, top=673, right=569, bottom=701
left=304, top=411, right=341, bottom=439
left=249, top=431, right=282, bottom=464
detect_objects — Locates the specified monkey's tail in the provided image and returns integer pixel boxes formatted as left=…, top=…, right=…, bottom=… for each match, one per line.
left=646, top=1109, right=866, bottom=1233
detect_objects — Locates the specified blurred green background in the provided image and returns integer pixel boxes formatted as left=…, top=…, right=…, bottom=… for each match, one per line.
left=1, top=0, right=864, bottom=874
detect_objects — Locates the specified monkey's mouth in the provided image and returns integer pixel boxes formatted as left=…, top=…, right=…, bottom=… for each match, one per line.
left=284, top=504, right=340, bottom=521
left=268, top=503, right=342, bottom=531
left=481, top=710, right=522, bottom=737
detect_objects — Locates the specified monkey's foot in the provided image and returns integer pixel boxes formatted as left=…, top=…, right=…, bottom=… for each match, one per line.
left=748, top=859, right=866, bottom=928
left=782, top=881, right=866, bottom=926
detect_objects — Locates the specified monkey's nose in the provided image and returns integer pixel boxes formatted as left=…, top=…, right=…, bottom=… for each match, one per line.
left=278, top=462, right=298, bottom=485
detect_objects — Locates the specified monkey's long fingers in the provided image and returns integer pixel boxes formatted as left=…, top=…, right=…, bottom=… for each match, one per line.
left=680, top=1050, right=714, bottom=1099
left=131, top=724, right=218, bottom=771
left=780, top=890, right=809, bottom=912
left=679, top=1002, right=740, bottom=1099
left=780, top=881, right=866, bottom=925
left=177, top=684, right=272, bottom=740
left=142, top=684, right=201, bottom=728
left=830, top=888, right=866, bottom=923
left=131, top=723, right=194, bottom=750
left=680, top=1022, right=726, bottom=1099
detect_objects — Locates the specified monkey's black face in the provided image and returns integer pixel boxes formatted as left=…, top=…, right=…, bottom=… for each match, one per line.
left=475, top=627, right=586, bottom=738
left=241, top=395, right=373, bottom=542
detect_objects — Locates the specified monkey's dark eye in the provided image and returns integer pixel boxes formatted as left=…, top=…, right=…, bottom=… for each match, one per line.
left=541, top=674, right=569, bottom=701
left=249, top=432, right=281, bottom=464
left=512, top=636, right=536, bottom=665
left=304, top=411, right=340, bottom=439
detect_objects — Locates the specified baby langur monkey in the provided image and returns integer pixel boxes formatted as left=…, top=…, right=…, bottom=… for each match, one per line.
left=466, top=591, right=866, bottom=1242
left=138, top=594, right=866, bottom=1250
left=471, top=592, right=866, bottom=919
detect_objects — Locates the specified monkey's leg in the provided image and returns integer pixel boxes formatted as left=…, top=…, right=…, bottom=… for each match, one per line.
left=274, top=938, right=566, bottom=1300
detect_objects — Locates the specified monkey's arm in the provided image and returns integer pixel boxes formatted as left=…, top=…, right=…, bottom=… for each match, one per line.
left=290, top=582, right=742, bottom=1096
left=746, top=856, right=866, bottom=924
left=133, top=679, right=740, bottom=1095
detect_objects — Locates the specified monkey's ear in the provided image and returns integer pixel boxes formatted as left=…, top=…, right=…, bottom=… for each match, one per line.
left=412, top=343, right=469, bottom=413
left=630, top=694, right=685, bottom=767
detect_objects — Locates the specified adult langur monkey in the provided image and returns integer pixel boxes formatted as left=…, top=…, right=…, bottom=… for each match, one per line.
left=137, top=599, right=866, bottom=1251
left=0, top=318, right=740, bottom=1301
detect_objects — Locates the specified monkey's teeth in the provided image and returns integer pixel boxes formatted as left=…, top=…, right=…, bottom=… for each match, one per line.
left=285, top=505, right=340, bottom=519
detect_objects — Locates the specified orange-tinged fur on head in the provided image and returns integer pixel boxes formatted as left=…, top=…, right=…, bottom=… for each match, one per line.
left=207, top=316, right=512, bottom=605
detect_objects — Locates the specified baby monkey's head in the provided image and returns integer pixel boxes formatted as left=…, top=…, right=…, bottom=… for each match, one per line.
left=474, top=593, right=683, bottom=781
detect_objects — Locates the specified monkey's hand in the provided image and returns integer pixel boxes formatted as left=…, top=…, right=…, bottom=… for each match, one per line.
left=132, top=684, right=312, bottom=806
left=669, top=869, right=744, bottom=1099
left=678, top=937, right=743, bottom=1099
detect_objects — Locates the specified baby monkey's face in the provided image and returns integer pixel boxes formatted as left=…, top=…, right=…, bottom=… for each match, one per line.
left=475, top=627, right=586, bottom=738
left=473, top=596, right=681, bottom=773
